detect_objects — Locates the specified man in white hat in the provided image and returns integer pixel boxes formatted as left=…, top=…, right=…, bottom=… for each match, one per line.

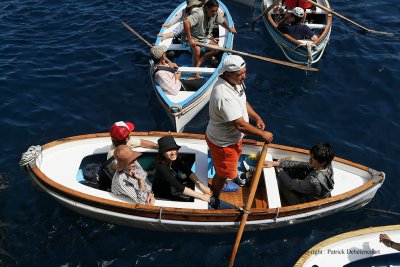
left=277, top=7, right=317, bottom=41
left=205, top=55, right=274, bottom=200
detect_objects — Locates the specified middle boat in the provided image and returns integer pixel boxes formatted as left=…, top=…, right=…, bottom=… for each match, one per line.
left=150, top=0, right=234, bottom=132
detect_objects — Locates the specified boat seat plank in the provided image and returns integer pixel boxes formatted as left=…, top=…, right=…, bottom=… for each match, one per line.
left=165, top=91, right=196, bottom=103
left=178, top=67, right=216, bottom=74
left=167, top=44, right=190, bottom=51
left=263, top=154, right=282, bottom=208
left=305, top=23, right=326, bottom=29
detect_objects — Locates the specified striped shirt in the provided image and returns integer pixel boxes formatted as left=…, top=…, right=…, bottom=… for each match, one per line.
left=152, top=64, right=182, bottom=95
left=111, top=161, right=152, bottom=204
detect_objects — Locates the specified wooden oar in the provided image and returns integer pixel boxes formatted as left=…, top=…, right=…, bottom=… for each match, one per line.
left=122, top=21, right=174, bottom=64
left=238, top=0, right=281, bottom=29
left=304, top=0, right=394, bottom=36
left=229, top=143, right=269, bottom=267
left=122, top=21, right=317, bottom=71
left=122, top=21, right=153, bottom=48
left=196, top=42, right=319, bottom=72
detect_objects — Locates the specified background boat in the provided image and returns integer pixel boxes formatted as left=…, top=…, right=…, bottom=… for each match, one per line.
left=261, top=0, right=332, bottom=65
left=22, top=132, right=384, bottom=233
left=151, top=0, right=234, bottom=132
left=295, top=224, right=400, bottom=266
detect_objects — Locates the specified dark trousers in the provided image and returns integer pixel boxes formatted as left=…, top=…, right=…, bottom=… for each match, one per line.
left=180, top=78, right=206, bottom=91
left=277, top=170, right=306, bottom=206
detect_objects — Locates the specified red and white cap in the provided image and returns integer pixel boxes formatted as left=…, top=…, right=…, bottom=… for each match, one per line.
left=109, top=121, right=135, bottom=141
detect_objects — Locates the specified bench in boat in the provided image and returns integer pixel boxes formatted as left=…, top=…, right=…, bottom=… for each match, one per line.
left=263, top=154, right=282, bottom=208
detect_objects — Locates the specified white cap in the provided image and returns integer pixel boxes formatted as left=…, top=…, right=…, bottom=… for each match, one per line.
left=150, top=45, right=167, bottom=60
left=219, top=55, right=246, bottom=74
left=288, top=7, right=304, bottom=18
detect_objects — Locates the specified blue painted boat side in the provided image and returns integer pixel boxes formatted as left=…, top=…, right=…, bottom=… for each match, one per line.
left=152, top=0, right=234, bottom=113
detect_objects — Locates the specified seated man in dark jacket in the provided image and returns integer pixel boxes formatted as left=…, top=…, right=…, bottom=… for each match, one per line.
left=265, top=143, right=334, bottom=205
left=277, top=7, right=317, bottom=41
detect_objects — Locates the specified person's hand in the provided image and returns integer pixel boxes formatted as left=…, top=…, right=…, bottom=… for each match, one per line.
left=200, top=184, right=212, bottom=195
left=229, top=27, right=237, bottom=34
left=188, top=37, right=196, bottom=48
left=146, top=192, right=155, bottom=205
left=264, top=161, right=274, bottom=168
left=169, top=62, right=179, bottom=69
left=261, top=131, right=273, bottom=143
left=162, top=22, right=171, bottom=28
left=201, top=193, right=211, bottom=203
left=380, top=234, right=392, bottom=247
left=256, top=118, right=265, bottom=130
left=132, top=172, right=143, bottom=181
left=264, top=160, right=279, bottom=168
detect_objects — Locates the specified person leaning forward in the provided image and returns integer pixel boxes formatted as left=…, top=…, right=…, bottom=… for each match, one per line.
left=205, top=55, right=273, bottom=199
left=183, top=0, right=236, bottom=78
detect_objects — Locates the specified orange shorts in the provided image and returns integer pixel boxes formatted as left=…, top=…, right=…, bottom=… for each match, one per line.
left=206, top=136, right=242, bottom=179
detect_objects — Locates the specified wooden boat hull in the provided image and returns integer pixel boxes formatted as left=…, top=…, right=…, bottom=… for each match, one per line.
left=150, top=1, right=234, bottom=132
left=23, top=132, right=385, bottom=233
left=262, top=0, right=332, bottom=65
left=295, top=225, right=400, bottom=266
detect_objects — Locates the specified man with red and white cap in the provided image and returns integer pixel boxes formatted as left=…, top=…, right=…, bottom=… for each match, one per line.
left=107, top=121, right=158, bottom=175
left=205, top=55, right=274, bottom=202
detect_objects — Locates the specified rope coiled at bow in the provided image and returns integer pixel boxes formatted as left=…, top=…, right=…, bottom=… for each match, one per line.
left=19, top=145, right=42, bottom=167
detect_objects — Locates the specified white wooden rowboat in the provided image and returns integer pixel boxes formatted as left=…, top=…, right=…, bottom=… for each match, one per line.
left=21, top=132, right=385, bottom=233
left=151, top=1, right=234, bottom=132
left=262, top=0, right=332, bottom=65
left=295, top=225, right=400, bottom=267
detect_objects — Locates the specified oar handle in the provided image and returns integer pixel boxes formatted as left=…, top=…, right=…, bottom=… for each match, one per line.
left=250, top=0, right=281, bottom=26
left=195, top=42, right=319, bottom=72
left=304, top=0, right=394, bottom=36
left=229, top=143, right=269, bottom=267
left=122, top=21, right=153, bottom=48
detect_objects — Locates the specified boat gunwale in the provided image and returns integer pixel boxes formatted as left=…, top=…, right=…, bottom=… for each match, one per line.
left=28, top=131, right=384, bottom=222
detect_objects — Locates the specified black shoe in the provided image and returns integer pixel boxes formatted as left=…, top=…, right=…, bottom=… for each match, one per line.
left=234, top=172, right=247, bottom=187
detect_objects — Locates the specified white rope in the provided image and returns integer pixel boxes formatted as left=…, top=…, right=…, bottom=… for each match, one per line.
left=19, top=145, right=42, bottom=167
left=273, top=36, right=329, bottom=65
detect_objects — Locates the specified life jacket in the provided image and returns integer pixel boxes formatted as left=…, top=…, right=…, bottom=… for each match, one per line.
left=152, top=65, right=177, bottom=78
left=285, top=0, right=312, bottom=9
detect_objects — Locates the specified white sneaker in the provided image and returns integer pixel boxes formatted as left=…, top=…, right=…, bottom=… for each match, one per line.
left=243, top=161, right=256, bottom=173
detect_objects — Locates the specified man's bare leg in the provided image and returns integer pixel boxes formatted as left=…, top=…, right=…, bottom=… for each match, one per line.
left=211, top=173, right=227, bottom=199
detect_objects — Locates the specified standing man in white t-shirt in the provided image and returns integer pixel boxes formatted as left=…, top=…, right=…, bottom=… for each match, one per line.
left=205, top=55, right=274, bottom=202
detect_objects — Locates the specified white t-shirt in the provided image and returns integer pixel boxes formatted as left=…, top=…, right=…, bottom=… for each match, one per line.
left=206, top=77, right=248, bottom=147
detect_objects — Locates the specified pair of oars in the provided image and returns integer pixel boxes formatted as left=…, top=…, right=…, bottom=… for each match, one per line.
left=241, top=0, right=393, bottom=36
left=121, top=21, right=318, bottom=72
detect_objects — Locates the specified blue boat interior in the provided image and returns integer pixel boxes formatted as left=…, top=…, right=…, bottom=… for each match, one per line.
left=77, top=152, right=257, bottom=187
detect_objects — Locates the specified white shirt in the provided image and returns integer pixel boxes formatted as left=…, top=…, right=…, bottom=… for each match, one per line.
left=206, top=76, right=248, bottom=147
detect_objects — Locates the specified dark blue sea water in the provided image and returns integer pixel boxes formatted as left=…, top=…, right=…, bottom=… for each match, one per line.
left=1, top=0, right=399, bottom=266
